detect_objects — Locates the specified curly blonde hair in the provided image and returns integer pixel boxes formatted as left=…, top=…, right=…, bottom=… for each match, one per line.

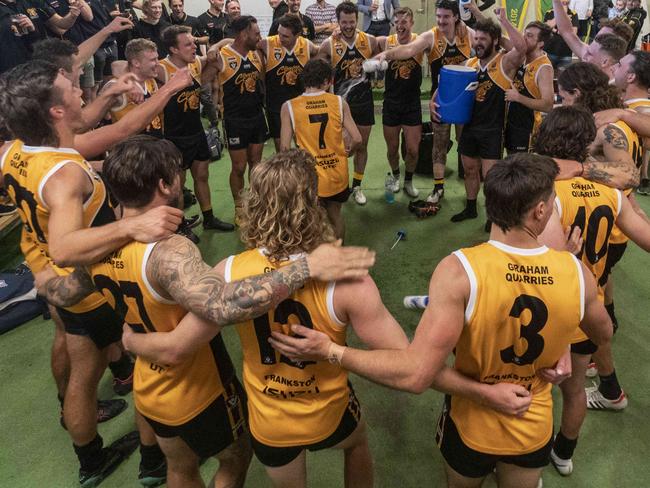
left=240, top=149, right=336, bottom=262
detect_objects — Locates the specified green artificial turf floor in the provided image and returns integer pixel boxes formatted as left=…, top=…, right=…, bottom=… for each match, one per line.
left=1, top=120, right=649, bottom=487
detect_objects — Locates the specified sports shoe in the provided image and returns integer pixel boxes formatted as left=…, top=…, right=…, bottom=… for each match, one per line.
left=182, top=188, right=196, bottom=209
left=450, top=207, right=478, bottom=222
left=61, top=399, right=128, bottom=430
left=0, top=202, right=17, bottom=217
left=203, top=216, right=235, bottom=232
left=426, top=188, right=444, bottom=204
left=139, top=459, right=167, bottom=487
left=414, top=201, right=441, bottom=218
left=550, top=448, right=573, bottom=476
left=112, top=373, right=133, bottom=396
left=176, top=223, right=200, bottom=244
left=183, top=214, right=202, bottom=229
left=352, top=187, right=367, bottom=205
left=636, top=181, right=650, bottom=195
left=97, top=399, right=128, bottom=423
left=404, top=180, right=419, bottom=198
left=79, top=431, right=140, bottom=488
left=408, top=200, right=427, bottom=213
left=586, top=383, right=628, bottom=410
left=386, top=173, right=400, bottom=193
left=585, top=362, right=598, bottom=378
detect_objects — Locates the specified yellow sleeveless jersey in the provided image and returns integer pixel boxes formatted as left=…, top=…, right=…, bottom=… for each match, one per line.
left=451, top=241, right=584, bottom=455
left=288, top=91, right=348, bottom=197
left=428, top=26, right=472, bottom=66
left=606, top=121, right=640, bottom=245
left=0, top=140, right=113, bottom=313
left=264, top=35, right=310, bottom=113
left=225, top=248, right=349, bottom=447
left=109, top=78, right=163, bottom=136
left=90, top=241, right=236, bottom=426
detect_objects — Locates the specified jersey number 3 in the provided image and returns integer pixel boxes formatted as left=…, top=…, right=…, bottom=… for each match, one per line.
left=500, top=294, right=548, bottom=366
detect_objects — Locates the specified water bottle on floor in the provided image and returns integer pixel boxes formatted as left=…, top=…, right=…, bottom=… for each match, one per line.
left=385, top=173, right=395, bottom=203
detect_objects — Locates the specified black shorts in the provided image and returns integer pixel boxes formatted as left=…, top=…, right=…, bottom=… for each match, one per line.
left=459, top=127, right=504, bottom=161
left=143, top=377, right=248, bottom=459
left=382, top=100, right=422, bottom=127
left=570, top=339, right=598, bottom=355
left=266, top=110, right=282, bottom=139
left=602, top=242, right=628, bottom=285
left=224, top=114, right=268, bottom=151
left=55, top=302, right=123, bottom=350
left=251, top=385, right=361, bottom=467
left=505, top=125, right=533, bottom=153
left=319, top=187, right=351, bottom=204
left=349, top=102, right=375, bottom=127
left=436, top=400, right=552, bottom=478
left=166, top=132, right=211, bottom=170
left=93, top=42, right=118, bottom=80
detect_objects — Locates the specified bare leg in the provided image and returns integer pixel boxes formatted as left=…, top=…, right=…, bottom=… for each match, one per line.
left=461, top=155, right=481, bottom=200
left=383, top=124, right=401, bottom=173
left=495, top=462, right=542, bottom=488
left=246, top=143, right=264, bottom=179
left=50, top=306, right=69, bottom=398
left=64, top=334, right=108, bottom=445
left=332, top=420, right=373, bottom=488
left=229, top=148, right=249, bottom=206
left=353, top=126, right=372, bottom=177
left=212, top=435, right=252, bottom=488
left=432, top=123, right=451, bottom=180
left=264, top=450, right=307, bottom=488
left=443, top=460, right=484, bottom=488
left=324, top=200, right=345, bottom=240
left=190, top=160, right=212, bottom=213
left=273, top=138, right=281, bottom=153
left=402, top=124, right=422, bottom=174
left=156, top=435, right=204, bottom=488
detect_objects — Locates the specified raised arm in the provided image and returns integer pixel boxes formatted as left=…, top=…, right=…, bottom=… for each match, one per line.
left=77, top=16, right=134, bottom=66
left=74, top=69, right=193, bottom=159
left=496, top=6, right=526, bottom=74
left=147, top=235, right=375, bottom=326
left=552, top=0, right=586, bottom=59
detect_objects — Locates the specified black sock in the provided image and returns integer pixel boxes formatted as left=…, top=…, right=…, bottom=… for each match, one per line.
left=202, top=208, right=214, bottom=222
left=392, top=168, right=400, bottom=178
left=140, top=443, right=165, bottom=470
left=598, top=370, right=622, bottom=399
left=405, top=171, right=414, bottom=182
left=74, top=434, right=104, bottom=472
left=108, top=353, right=133, bottom=381
left=642, top=178, right=649, bottom=186
left=605, top=302, right=618, bottom=333
left=553, top=430, right=578, bottom=460
left=434, top=183, right=444, bottom=191
left=466, top=199, right=477, bottom=212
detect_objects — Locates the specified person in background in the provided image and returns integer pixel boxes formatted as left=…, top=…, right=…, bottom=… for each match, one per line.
left=269, top=0, right=288, bottom=22
left=609, top=0, right=627, bottom=18
left=133, top=0, right=170, bottom=58
left=170, top=0, right=201, bottom=43
left=305, top=0, right=337, bottom=44
left=570, top=0, right=593, bottom=40
left=621, top=0, right=647, bottom=48
left=269, top=0, right=316, bottom=41
left=357, top=0, right=399, bottom=37
left=544, top=0, right=580, bottom=69
left=197, top=0, right=226, bottom=46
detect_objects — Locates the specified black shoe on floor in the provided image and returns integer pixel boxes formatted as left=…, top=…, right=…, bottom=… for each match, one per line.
left=112, top=372, right=133, bottom=396
left=484, top=220, right=492, bottom=233
left=182, top=188, right=196, bottom=210
left=176, top=222, right=200, bottom=244
left=203, top=216, right=235, bottom=232
left=139, top=459, right=167, bottom=487
left=184, top=214, right=202, bottom=229
left=79, top=432, right=139, bottom=488
left=97, top=399, right=128, bottom=423
left=0, top=202, right=17, bottom=217
left=450, top=207, right=478, bottom=222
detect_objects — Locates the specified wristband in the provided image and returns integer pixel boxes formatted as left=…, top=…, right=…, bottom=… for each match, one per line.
left=327, top=343, right=346, bottom=365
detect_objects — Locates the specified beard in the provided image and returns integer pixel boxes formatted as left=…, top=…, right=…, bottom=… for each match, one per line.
left=476, top=43, right=494, bottom=60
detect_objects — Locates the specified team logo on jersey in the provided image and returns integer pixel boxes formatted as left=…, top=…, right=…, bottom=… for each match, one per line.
left=235, top=72, right=259, bottom=93
left=26, top=7, right=37, bottom=18
left=340, top=59, right=362, bottom=79
left=228, top=57, right=237, bottom=70
left=177, top=88, right=200, bottom=111
left=273, top=48, right=282, bottom=61
left=277, top=65, right=302, bottom=85
left=475, top=80, right=493, bottom=102
left=335, top=45, right=344, bottom=56
left=390, top=59, right=418, bottom=80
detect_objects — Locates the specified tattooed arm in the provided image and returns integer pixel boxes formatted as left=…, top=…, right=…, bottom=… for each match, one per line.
left=147, top=235, right=375, bottom=326
left=37, top=266, right=96, bottom=308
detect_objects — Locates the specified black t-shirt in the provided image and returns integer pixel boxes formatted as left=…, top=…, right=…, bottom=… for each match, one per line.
left=0, top=0, right=46, bottom=73
left=543, top=9, right=579, bottom=58
left=171, top=12, right=201, bottom=53
left=42, top=0, right=87, bottom=43
left=196, top=9, right=226, bottom=45
left=268, top=12, right=315, bottom=41
left=133, top=18, right=170, bottom=58
left=272, top=1, right=288, bottom=21
left=80, top=0, right=114, bottom=47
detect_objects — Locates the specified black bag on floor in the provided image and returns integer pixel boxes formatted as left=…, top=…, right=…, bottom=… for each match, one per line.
left=0, top=263, right=47, bottom=335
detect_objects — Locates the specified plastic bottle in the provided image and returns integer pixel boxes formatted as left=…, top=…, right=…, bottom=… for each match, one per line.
left=403, top=295, right=429, bottom=309
left=459, top=0, right=471, bottom=21
left=384, top=173, right=395, bottom=203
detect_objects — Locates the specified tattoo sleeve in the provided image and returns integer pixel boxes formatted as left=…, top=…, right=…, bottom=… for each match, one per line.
left=44, top=267, right=96, bottom=308
left=583, top=156, right=640, bottom=190
left=148, top=236, right=311, bottom=326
